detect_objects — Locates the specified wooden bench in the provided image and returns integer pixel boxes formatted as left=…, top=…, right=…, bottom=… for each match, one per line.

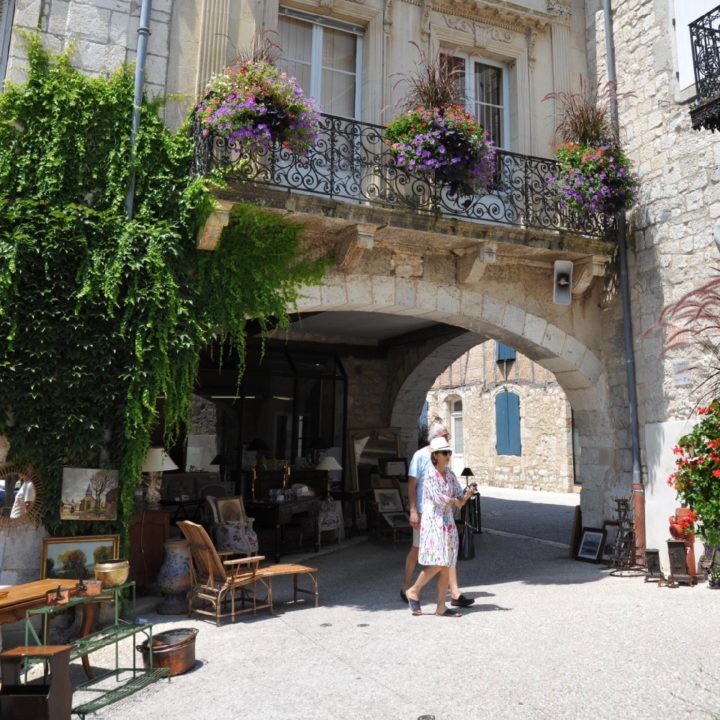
left=257, top=564, right=319, bottom=609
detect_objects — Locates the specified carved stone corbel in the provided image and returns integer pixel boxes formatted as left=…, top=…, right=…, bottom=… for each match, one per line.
left=336, top=224, right=377, bottom=271
left=456, top=243, right=497, bottom=284
left=571, top=256, right=607, bottom=296
left=196, top=199, right=234, bottom=251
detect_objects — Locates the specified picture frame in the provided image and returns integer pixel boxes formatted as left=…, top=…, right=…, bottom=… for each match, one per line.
left=373, top=488, right=405, bottom=513
left=576, top=527, right=606, bottom=563
left=601, top=521, right=619, bottom=562
left=378, top=457, right=408, bottom=478
left=41, top=534, right=120, bottom=580
left=382, top=511, right=411, bottom=528
left=60, top=467, right=119, bottom=521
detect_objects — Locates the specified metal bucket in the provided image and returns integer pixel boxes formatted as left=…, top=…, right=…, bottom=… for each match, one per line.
left=137, top=627, right=199, bottom=676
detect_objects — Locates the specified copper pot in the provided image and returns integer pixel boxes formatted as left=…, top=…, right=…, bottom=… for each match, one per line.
left=137, top=628, right=198, bottom=676
left=46, top=586, right=70, bottom=605
left=94, top=559, right=129, bottom=587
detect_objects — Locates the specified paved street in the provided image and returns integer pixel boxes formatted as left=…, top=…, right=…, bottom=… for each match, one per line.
left=85, top=487, right=719, bottom=720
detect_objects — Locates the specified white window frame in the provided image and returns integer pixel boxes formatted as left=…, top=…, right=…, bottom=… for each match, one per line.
left=278, top=7, right=364, bottom=120
left=451, top=52, right=510, bottom=150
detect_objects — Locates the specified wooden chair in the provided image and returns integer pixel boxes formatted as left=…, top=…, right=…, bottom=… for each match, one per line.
left=177, top=520, right=271, bottom=625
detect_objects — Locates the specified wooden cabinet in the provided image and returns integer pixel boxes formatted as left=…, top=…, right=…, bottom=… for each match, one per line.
left=129, top=510, right=170, bottom=591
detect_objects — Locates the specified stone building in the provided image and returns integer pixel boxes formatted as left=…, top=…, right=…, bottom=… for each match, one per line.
left=1, top=0, right=719, bottom=577
left=426, top=340, right=575, bottom=492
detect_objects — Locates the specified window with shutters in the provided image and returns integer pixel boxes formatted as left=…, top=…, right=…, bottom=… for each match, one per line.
left=278, top=8, right=364, bottom=120
left=495, top=390, right=521, bottom=456
left=495, top=343, right=516, bottom=362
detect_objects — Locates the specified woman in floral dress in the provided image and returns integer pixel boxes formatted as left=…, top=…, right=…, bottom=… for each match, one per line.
left=405, top=436, right=475, bottom=617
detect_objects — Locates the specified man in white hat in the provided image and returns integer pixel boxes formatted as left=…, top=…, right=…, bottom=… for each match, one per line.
left=401, top=421, right=474, bottom=607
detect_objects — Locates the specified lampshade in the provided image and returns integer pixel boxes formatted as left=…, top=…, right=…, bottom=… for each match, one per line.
left=460, top=467, right=475, bottom=477
left=316, top=456, right=343, bottom=472
left=142, top=447, right=178, bottom=473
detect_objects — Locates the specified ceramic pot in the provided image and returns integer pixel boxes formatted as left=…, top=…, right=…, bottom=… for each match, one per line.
left=95, top=559, right=129, bottom=587
left=157, top=538, right=192, bottom=615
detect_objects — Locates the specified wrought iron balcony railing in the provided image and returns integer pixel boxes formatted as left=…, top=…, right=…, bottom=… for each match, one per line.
left=690, top=4, right=720, bottom=131
left=192, top=114, right=610, bottom=239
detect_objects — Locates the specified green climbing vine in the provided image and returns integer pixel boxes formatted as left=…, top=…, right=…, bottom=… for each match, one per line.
left=0, top=35, right=325, bottom=554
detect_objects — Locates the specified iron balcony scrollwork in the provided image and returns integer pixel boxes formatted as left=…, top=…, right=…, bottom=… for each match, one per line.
left=690, top=5, right=720, bottom=132
left=192, top=113, right=609, bottom=238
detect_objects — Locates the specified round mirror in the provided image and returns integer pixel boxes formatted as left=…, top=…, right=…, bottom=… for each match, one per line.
left=0, top=464, right=43, bottom=528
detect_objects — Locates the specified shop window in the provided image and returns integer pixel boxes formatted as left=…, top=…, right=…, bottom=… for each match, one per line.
left=495, top=391, right=521, bottom=456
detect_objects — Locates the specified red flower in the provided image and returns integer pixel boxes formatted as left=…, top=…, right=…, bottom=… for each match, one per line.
left=712, top=469, right=720, bottom=478
left=699, top=406, right=708, bottom=414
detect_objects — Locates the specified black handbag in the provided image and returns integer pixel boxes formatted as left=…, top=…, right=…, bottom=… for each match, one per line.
left=458, top=503, right=476, bottom=561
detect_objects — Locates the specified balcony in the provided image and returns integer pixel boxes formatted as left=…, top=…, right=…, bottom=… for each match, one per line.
left=690, top=5, right=720, bottom=131
left=192, top=114, right=611, bottom=241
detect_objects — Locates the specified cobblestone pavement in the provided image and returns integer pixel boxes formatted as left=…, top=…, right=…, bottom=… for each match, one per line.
left=77, top=487, right=719, bottom=720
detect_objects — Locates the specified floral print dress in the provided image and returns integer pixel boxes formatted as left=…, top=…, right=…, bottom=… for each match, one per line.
left=418, top=465, right=462, bottom=567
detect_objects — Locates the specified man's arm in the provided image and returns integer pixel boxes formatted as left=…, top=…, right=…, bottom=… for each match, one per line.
left=407, top=475, right=419, bottom=528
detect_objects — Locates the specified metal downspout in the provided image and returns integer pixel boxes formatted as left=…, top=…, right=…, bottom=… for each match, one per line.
left=124, top=0, right=153, bottom=220
left=602, top=0, right=645, bottom=565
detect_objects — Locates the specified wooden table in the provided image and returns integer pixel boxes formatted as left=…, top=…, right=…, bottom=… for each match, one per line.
left=0, top=579, right=79, bottom=625
left=246, top=497, right=320, bottom=562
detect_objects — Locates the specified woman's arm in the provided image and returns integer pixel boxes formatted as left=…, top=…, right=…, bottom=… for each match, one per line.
left=422, top=467, right=453, bottom=509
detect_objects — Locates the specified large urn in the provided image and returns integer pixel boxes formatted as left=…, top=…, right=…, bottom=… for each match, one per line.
left=156, top=538, right=192, bottom=615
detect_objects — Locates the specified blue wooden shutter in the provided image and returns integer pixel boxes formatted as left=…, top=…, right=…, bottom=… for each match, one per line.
left=496, top=343, right=516, bottom=362
left=495, top=391, right=521, bottom=456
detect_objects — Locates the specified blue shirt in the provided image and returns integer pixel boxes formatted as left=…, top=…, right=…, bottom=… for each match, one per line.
left=408, top=446, right=432, bottom=511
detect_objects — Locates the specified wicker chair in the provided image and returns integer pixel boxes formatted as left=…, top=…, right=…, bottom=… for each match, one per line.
left=178, top=520, right=271, bottom=625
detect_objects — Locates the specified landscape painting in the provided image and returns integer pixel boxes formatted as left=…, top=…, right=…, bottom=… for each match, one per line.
left=60, top=467, right=119, bottom=521
left=41, top=535, right=120, bottom=580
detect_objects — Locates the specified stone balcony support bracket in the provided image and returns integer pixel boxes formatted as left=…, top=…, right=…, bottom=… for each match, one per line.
left=335, top=223, right=378, bottom=272
left=571, top=256, right=608, bottom=297
left=455, top=243, right=497, bottom=285
left=196, top=199, right=234, bottom=251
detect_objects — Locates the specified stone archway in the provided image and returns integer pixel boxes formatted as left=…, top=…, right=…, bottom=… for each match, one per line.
left=297, top=272, right=615, bottom=526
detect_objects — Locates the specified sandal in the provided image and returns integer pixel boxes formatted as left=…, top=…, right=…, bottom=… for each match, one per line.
left=408, top=597, right=422, bottom=616
left=437, top=608, right=462, bottom=618
left=450, top=594, right=474, bottom=608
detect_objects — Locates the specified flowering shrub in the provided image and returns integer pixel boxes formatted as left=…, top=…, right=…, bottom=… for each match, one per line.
left=195, top=60, right=320, bottom=154
left=668, top=401, right=720, bottom=546
left=669, top=509, right=697, bottom=538
left=385, top=105, right=496, bottom=196
left=548, top=142, right=638, bottom=217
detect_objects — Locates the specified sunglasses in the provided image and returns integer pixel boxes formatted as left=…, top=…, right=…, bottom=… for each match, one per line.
left=438, top=450, right=452, bottom=456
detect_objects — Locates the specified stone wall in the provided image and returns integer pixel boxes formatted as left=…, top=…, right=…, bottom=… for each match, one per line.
left=427, top=341, right=574, bottom=492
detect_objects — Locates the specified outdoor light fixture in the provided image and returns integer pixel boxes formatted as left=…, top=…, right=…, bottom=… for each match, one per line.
left=553, top=260, right=573, bottom=306
left=142, top=447, right=178, bottom=510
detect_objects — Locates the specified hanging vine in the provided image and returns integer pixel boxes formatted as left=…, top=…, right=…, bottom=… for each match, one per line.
left=0, top=35, right=325, bottom=553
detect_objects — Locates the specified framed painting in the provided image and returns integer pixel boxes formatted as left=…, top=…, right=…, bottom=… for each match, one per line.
left=373, top=488, right=404, bottom=513
left=576, top=527, right=606, bottom=563
left=382, top=512, right=411, bottom=528
left=41, top=534, right=120, bottom=580
left=60, top=468, right=119, bottom=521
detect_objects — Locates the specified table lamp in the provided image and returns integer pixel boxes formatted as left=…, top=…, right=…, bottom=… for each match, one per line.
left=142, top=447, right=178, bottom=510
left=316, top=456, right=343, bottom=498
left=460, top=467, right=475, bottom=485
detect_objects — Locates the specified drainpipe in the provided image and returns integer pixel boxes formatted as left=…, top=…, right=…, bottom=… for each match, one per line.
left=602, top=0, right=645, bottom=565
left=124, top=0, right=153, bottom=220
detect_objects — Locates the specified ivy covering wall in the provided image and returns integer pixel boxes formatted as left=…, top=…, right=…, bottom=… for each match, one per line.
left=0, top=36, right=324, bottom=550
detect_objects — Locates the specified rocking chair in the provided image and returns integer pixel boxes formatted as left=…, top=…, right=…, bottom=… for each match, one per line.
left=178, top=520, right=272, bottom=625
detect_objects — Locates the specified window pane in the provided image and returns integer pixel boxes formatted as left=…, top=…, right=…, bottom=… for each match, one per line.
left=444, top=54, right=465, bottom=101
left=474, top=62, right=503, bottom=146
left=453, top=416, right=464, bottom=454
left=278, top=16, right=312, bottom=94
left=323, top=28, right=356, bottom=73
left=322, top=68, right=355, bottom=117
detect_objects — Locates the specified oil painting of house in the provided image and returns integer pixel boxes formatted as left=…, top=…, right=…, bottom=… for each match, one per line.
left=60, top=468, right=119, bottom=521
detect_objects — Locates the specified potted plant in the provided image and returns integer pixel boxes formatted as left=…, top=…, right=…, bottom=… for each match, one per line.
left=195, top=38, right=319, bottom=155
left=668, top=400, right=720, bottom=564
left=544, top=79, right=638, bottom=219
left=708, top=565, right=720, bottom=588
left=385, top=46, right=496, bottom=198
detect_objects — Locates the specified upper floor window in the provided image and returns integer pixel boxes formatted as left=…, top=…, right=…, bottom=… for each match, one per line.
left=673, top=0, right=717, bottom=91
left=445, top=53, right=509, bottom=148
left=495, top=390, right=521, bottom=456
left=278, top=8, right=363, bottom=119
left=495, top=343, right=516, bottom=362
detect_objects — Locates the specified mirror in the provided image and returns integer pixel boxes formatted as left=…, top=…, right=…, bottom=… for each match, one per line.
left=349, top=428, right=400, bottom=492
left=0, top=464, right=43, bottom=528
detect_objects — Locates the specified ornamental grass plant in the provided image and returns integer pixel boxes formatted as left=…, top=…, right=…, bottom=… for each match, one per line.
left=385, top=45, right=496, bottom=197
